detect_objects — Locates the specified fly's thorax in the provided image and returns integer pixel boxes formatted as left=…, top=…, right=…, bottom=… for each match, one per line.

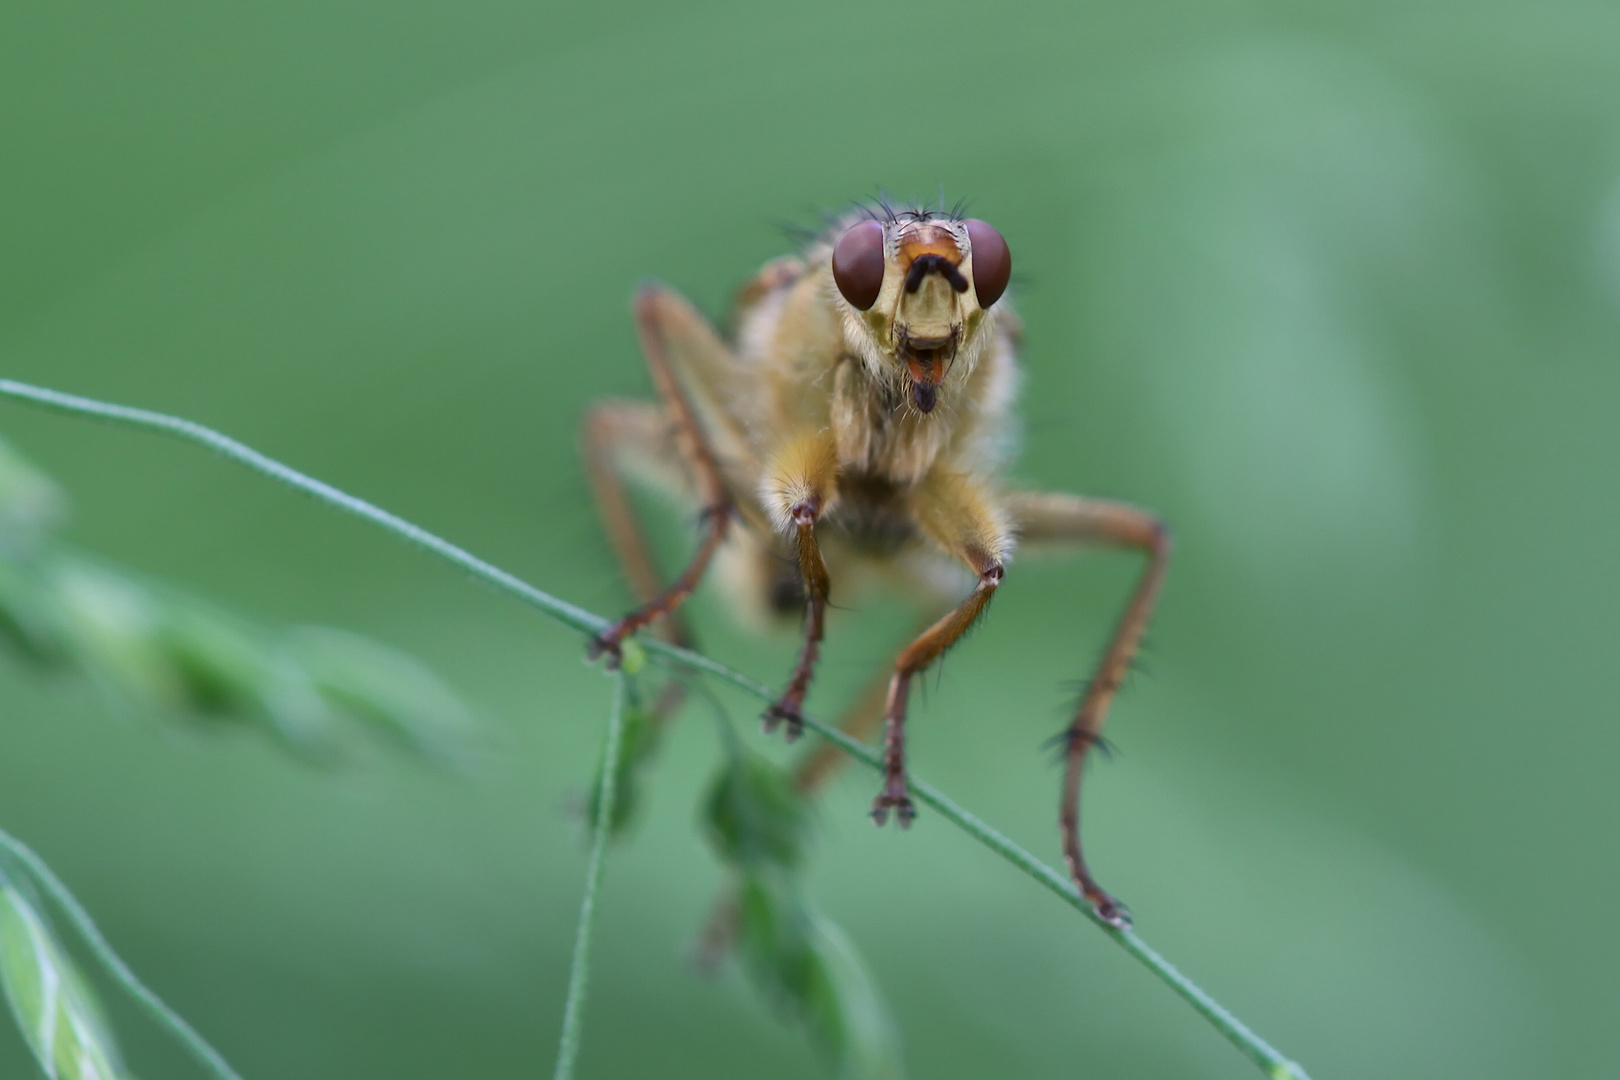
left=826, top=340, right=990, bottom=488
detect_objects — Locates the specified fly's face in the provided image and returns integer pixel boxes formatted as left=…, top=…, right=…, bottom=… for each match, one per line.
left=831, top=213, right=1012, bottom=413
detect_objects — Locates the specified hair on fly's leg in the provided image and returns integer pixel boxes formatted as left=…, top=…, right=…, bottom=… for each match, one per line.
left=1041, top=716, right=1119, bottom=767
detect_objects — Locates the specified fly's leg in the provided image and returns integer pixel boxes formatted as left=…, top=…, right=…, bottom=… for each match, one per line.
left=581, top=401, right=698, bottom=647
left=588, top=288, right=735, bottom=663
left=1005, top=491, right=1173, bottom=929
left=873, top=470, right=1012, bottom=827
left=759, top=498, right=828, bottom=741
left=580, top=399, right=700, bottom=719
left=760, top=432, right=838, bottom=741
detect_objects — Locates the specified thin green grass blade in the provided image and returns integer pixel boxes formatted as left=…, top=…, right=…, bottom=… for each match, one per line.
left=0, top=379, right=1312, bottom=1080
left=552, top=673, right=629, bottom=1080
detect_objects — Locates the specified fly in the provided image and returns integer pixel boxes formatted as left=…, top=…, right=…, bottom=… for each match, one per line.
left=583, top=202, right=1171, bottom=928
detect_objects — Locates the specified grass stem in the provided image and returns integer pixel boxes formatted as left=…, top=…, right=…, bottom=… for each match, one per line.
left=552, top=673, right=628, bottom=1080
left=0, top=378, right=1310, bottom=1080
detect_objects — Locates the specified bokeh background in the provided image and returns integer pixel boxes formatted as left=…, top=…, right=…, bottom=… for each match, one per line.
left=3, top=1, right=1618, bottom=1076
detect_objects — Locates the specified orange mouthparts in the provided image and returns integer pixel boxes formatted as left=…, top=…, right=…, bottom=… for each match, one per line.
left=904, top=350, right=943, bottom=413
left=905, top=351, right=941, bottom=387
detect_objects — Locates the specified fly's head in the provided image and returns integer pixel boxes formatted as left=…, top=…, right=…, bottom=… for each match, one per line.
left=828, top=209, right=1012, bottom=414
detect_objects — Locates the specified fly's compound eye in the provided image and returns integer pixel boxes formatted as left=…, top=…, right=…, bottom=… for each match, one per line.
left=832, top=220, right=887, bottom=310
left=964, top=219, right=1011, bottom=308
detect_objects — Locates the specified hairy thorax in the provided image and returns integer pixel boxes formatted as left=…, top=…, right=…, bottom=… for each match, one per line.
left=734, top=252, right=1022, bottom=531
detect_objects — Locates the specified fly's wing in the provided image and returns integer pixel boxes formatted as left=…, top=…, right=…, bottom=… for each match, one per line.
left=730, top=255, right=806, bottom=325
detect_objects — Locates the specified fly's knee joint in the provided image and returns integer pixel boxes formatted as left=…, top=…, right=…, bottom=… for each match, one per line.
left=790, top=498, right=820, bottom=528
left=1148, top=517, right=1173, bottom=556
left=980, top=562, right=1004, bottom=588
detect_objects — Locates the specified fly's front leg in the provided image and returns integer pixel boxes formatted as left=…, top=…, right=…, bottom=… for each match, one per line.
left=874, top=470, right=1011, bottom=826
left=761, top=432, right=838, bottom=741
left=588, top=288, right=735, bottom=663
left=1006, top=491, right=1173, bottom=928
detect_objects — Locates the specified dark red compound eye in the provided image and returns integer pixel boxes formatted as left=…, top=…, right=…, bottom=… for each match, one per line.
left=832, top=220, right=886, bottom=310
left=964, top=219, right=1011, bottom=307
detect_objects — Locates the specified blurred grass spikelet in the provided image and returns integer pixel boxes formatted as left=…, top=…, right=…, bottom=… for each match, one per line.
left=585, top=701, right=663, bottom=837
left=732, top=872, right=905, bottom=1080
left=701, top=747, right=903, bottom=1077
left=0, top=431, right=473, bottom=765
left=704, top=749, right=812, bottom=870
left=0, top=861, right=128, bottom=1080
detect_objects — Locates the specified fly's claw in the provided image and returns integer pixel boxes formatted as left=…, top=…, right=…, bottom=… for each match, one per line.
left=1087, top=892, right=1133, bottom=930
left=761, top=700, right=805, bottom=743
left=586, top=626, right=626, bottom=668
left=870, top=781, right=915, bottom=828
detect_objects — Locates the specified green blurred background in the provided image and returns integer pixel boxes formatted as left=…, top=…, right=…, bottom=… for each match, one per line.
left=3, top=0, right=1618, bottom=1076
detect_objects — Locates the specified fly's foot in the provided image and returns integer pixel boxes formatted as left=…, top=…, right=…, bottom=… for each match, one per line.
left=869, top=780, right=915, bottom=828
left=1084, top=887, right=1133, bottom=930
left=761, top=700, right=805, bottom=743
left=586, top=626, right=626, bottom=668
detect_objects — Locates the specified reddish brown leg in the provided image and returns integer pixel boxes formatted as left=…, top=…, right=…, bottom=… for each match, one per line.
left=581, top=402, right=696, bottom=648
left=1008, top=492, right=1172, bottom=928
left=582, top=400, right=708, bottom=721
left=588, top=290, right=734, bottom=662
left=761, top=497, right=831, bottom=742
left=872, top=554, right=1003, bottom=826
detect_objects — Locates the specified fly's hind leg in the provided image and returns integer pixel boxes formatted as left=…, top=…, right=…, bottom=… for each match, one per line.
left=1005, top=491, right=1173, bottom=928
left=587, top=288, right=738, bottom=663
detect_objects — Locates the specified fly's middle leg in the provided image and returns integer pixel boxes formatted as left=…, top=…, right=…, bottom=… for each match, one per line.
left=872, top=468, right=1012, bottom=827
left=761, top=496, right=831, bottom=741
left=760, top=430, right=839, bottom=740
